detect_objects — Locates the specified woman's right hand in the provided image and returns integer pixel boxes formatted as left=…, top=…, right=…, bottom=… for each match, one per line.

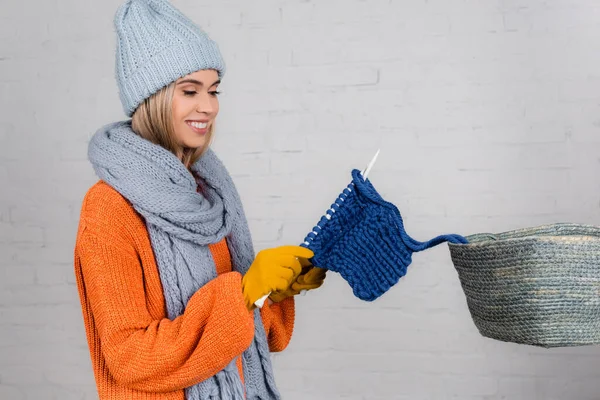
left=241, top=245, right=314, bottom=311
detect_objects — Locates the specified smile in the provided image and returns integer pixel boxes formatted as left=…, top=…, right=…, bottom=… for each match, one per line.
left=186, top=121, right=209, bottom=134
left=188, top=121, right=207, bottom=129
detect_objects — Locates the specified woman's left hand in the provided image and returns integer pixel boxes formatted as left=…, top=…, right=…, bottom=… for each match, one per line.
left=269, top=262, right=327, bottom=303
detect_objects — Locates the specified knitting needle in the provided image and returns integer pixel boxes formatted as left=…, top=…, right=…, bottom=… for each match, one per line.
left=361, top=148, right=380, bottom=181
left=254, top=149, right=381, bottom=308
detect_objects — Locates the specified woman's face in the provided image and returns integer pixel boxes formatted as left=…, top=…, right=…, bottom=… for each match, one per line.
left=171, top=69, right=220, bottom=151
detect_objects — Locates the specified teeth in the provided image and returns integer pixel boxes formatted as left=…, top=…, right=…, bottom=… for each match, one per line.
left=189, top=121, right=207, bottom=129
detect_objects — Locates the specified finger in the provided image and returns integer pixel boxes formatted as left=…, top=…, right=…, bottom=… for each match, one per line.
left=302, top=267, right=327, bottom=284
left=276, top=245, right=314, bottom=260
left=292, top=281, right=323, bottom=292
left=304, top=268, right=327, bottom=282
left=298, top=257, right=313, bottom=268
left=275, top=266, right=296, bottom=285
left=273, top=277, right=291, bottom=292
left=298, top=276, right=324, bottom=286
left=269, top=291, right=290, bottom=303
left=300, top=265, right=312, bottom=276
left=272, top=254, right=303, bottom=277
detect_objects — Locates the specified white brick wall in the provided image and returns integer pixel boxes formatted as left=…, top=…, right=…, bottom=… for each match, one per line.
left=2, top=0, right=600, bottom=398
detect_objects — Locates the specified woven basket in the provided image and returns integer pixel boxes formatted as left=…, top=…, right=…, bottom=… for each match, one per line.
left=447, top=223, right=600, bottom=348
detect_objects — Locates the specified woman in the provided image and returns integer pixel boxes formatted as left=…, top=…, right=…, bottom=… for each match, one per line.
left=73, top=0, right=326, bottom=399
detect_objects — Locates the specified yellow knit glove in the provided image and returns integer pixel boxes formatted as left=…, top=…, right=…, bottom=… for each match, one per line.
left=269, top=258, right=327, bottom=303
left=242, top=245, right=314, bottom=311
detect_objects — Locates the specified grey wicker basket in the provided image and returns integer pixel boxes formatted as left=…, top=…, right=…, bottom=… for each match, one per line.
left=447, top=223, right=600, bottom=348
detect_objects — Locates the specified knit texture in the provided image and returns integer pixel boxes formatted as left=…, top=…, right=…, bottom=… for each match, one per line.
left=114, top=0, right=226, bottom=116
left=301, top=169, right=468, bottom=301
left=74, top=181, right=295, bottom=400
left=86, top=120, right=281, bottom=399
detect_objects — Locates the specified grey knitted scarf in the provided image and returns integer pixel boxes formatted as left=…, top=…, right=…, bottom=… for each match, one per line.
left=88, top=120, right=281, bottom=400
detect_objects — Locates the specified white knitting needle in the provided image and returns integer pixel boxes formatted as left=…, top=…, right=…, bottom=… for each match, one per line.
left=361, top=148, right=380, bottom=181
left=254, top=149, right=381, bottom=308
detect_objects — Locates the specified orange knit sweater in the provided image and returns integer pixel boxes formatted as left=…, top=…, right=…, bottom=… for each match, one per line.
left=74, top=181, right=295, bottom=399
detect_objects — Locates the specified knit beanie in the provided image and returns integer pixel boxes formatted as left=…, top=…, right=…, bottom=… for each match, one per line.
left=113, top=0, right=226, bottom=117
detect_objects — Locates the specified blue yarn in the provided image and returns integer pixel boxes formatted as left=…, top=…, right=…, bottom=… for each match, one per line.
left=301, top=169, right=468, bottom=301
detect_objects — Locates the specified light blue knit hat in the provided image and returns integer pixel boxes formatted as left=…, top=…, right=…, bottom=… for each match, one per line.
left=114, top=0, right=226, bottom=117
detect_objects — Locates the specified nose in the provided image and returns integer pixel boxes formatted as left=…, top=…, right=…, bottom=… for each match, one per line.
left=195, top=92, right=215, bottom=114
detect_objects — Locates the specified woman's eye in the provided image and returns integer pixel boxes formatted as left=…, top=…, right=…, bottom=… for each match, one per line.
left=209, top=91, right=221, bottom=96
left=183, top=90, right=197, bottom=96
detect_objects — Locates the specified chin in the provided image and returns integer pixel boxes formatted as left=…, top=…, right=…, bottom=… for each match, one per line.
left=183, top=139, right=208, bottom=150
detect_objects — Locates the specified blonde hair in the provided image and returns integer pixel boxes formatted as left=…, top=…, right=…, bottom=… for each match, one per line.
left=131, top=81, right=214, bottom=169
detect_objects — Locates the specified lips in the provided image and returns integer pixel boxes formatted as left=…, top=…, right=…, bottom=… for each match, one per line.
left=186, top=120, right=209, bottom=135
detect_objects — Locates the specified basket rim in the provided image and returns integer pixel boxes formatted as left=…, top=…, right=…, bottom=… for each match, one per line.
left=447, top=222, right=600, bottom=247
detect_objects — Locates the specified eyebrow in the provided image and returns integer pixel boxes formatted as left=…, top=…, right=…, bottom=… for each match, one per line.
left=176, top=79, right=221, bottom=87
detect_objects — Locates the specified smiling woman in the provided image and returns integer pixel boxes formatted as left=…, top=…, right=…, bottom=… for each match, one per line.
left=72, top=0, right=326, bottom=399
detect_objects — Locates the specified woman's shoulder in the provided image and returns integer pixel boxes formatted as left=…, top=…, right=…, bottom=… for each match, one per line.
left=81, top=180, right=133, bottom=218
left=78, top=180, right=146, bottom=244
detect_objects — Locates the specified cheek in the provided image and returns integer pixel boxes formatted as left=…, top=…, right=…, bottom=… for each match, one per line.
left=172, top=96, right=193, bottom=121
left=171, top=98, right=190, bottom=141
left=171, top=97, right=182, bottom=120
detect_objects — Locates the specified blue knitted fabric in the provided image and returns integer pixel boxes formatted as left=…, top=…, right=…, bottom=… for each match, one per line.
left=113, top=0, right=226, bottom=117
left=301, top=169, right=468, bottom=301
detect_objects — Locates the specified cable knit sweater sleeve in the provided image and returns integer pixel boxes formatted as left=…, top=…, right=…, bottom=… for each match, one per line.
left=260, top=297, right=295, bottom=352
left=74, top=182, right=255, bottom=393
